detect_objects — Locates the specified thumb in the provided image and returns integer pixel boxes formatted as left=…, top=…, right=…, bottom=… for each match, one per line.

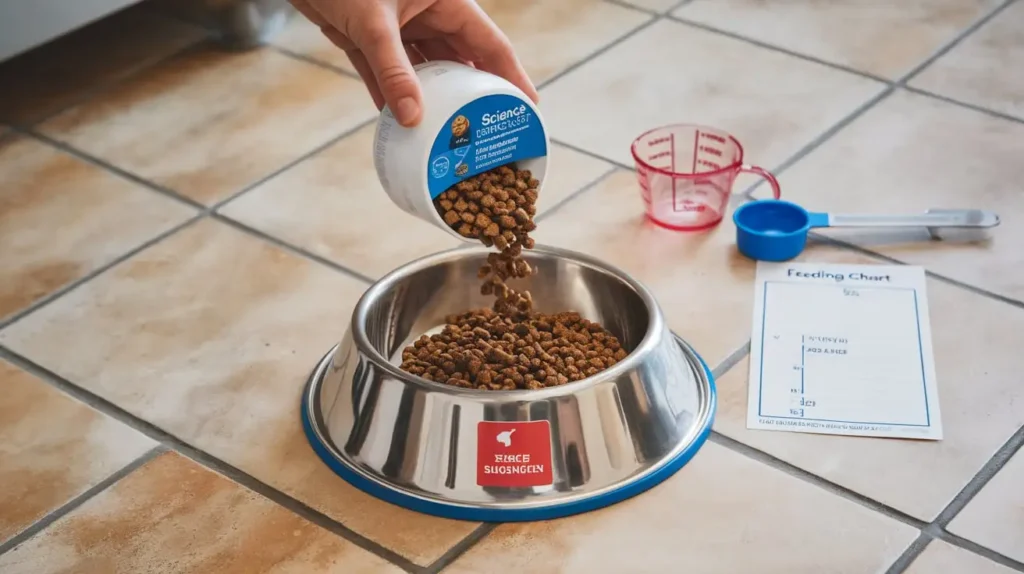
left=352, top=15, right=423, bottom=126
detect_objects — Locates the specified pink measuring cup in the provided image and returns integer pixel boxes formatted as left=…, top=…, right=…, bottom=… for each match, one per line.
left=631, top=124, right=781, bottom=231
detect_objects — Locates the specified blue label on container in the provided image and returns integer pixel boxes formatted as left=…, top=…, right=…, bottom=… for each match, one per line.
left=427, top=94, right=547, bottom=199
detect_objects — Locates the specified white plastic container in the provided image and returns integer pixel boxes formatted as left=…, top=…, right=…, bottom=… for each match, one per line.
left=373, top=60, right=549, bottom=240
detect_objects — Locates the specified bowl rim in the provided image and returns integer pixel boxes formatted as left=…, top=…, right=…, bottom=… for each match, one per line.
left=350, top=243, right=667, bottom=399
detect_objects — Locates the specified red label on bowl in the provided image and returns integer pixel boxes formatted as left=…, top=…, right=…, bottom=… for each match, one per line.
left=476, top=421, right=553, bottom=488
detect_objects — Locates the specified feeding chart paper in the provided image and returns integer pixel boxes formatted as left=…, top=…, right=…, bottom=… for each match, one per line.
left=747, top=262, right=942, bottom=440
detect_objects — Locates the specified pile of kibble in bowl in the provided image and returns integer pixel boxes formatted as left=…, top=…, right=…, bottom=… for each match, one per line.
left=398, top=163, right=628, bottom=391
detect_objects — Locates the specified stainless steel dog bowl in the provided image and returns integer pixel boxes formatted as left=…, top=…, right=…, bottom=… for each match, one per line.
left=301, top=245, right=716, bottom=521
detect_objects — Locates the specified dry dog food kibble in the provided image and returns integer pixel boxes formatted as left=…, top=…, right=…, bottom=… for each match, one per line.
left=433, top=163, right=538, bottom=315
left=398, top=163, right=628, bottom=390
left=400, top=309, right=629, bottom=390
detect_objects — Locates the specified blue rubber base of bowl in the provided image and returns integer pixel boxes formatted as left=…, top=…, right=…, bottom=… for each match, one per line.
left=300, top=354, right=716, bottom=522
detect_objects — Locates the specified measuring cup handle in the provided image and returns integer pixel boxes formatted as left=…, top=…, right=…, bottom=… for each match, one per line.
left=740, top=164, right=781, bottom=199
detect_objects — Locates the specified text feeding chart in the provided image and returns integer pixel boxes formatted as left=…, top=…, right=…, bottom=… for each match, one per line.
left=747, top=262, right=942, bottom=440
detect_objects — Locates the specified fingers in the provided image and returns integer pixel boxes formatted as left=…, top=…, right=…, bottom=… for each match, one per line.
left=343, top=44, right=424, bottom=111
left=291, top=0, right=536, bottom=126
left=318, top=24, right=387, bottom=108
left=303, top=0, right=424, bottom=126
left=345, top=50, right=386, bottom=109
left=350, top=14, right=423, bottom=126
left=293, top=1, right=383, bottom=108
left=320, top=24, right=356, bottom=51
left=405, top=44, right=428, bottom=66
left=288, top=0, right=328, bottom=27
left=447, top=4, right=538, bottom=103
left=415, top=38, right=472, bottom=66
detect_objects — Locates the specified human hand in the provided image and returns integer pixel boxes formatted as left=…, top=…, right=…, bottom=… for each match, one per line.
left=289, top=0, right=539, bottom=127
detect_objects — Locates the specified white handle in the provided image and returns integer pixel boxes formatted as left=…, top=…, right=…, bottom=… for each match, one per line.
left=828, top=209, right=999, bottom=229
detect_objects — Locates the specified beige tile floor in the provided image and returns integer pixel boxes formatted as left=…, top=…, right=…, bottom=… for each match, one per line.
left=0, top=1, right=1022, bottom=573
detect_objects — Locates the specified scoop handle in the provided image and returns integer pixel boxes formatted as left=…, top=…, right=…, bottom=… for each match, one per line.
left=816, top=210, right=1000, bottom=229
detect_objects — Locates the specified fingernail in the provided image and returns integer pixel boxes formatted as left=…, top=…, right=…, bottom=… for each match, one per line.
left=396, top=97, right=420, bottom=126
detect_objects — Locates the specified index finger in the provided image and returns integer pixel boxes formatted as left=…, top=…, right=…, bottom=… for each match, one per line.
left=446, top=5, right=539, bottom=103
left=352, top=15, right=425, bottom=126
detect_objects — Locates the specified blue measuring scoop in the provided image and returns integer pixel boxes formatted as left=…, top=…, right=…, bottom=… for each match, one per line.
left=733, top=199, right=1000, bottom=262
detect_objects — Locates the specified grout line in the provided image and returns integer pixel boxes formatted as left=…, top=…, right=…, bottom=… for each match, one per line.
left=0, top=347, right=422, bottom=573
left=536, top=16, right=659, bottom=92
left=704, top=331, right=1024, bottom=572
left=601, top=0, right=698, bottom=16
left=0, top=215, right=204, bottom=330
left=7, top=4, right=1020, bottom=570
left=555, top=0, right=1024, bottom=215
left=0, top=117, right=379, bottom=330
left=13, top=40, right=209, bottom=131
left=737, top=86, right=895, bottom=197
left=908, top=266, right=1024, bottom=310
left=667, top=16, right=893, bottom=85
left=933, top=529, right=1024, bottom=572
left=535, top=166, right=621, bottom=223
left=884, top=422, right=1024, bottom=573
left=704, top=339, right=1024, bottom=574
left=710, top=340, right=750, bottom=380
left=932, top=423, right=1024, bottom=527
left=269, top=45, right=364, bottom=81
left=708, top=432, right=928, bottom=531
left=211, top=116, right=377, bottom=211
left=669, top=0, right=697, bottom=9
left=422, top=523, right=498, bottom=573
left=705, top=0, right=1018, bottom=200
left=26, top=114, right=378, bottom=217
left=701, top=341, right=1024, bottom=573
left=666, top=0, right=1014, bottom=94
left=601, top=0, right=658, bottom=16
left=0, top=446, right=165, bottom=556
left=902, top=85, right=1024, bottom=126
left=896, top=0, right=1019, bottom=85
left=807, top=233, right=1024, bottom=310
left=550, top=138, right=633, bottom=171
left=537, top=5, right=1024, bottom=546
left=210, top=213, right=375, bottom=284
left=17, top=128, right=206, bottom=211
left=884, top=533, right=933, bottom=574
